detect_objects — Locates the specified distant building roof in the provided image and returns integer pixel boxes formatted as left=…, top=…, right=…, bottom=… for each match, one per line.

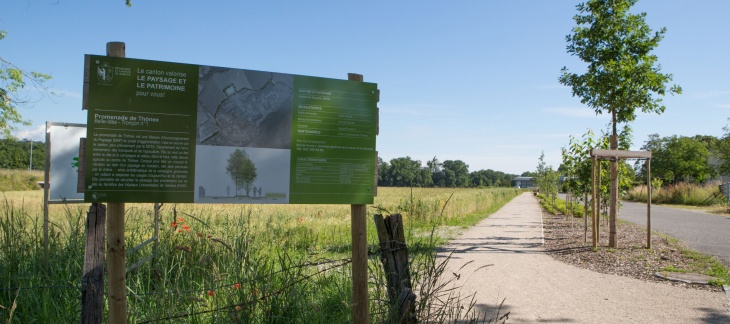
left=513, top=176, right=534, bottom=181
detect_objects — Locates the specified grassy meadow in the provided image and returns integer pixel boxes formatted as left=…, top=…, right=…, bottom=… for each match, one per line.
left=0, top=185, right=521, bottom=323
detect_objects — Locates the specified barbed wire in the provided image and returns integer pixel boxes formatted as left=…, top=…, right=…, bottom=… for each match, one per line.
left=137, top=257, right=353, bottom=323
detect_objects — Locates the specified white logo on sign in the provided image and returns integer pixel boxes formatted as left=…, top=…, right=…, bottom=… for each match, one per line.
left=96, top=60, right=114, bottom=83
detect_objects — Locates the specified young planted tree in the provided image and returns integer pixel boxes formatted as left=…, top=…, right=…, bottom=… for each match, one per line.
left=562, top=130, right=600, bottom=219
left=535, top=152, right=559, bottom=208
left=226, top=149, right=257, bottom=197
left=559, top=0, right=681, bottom=247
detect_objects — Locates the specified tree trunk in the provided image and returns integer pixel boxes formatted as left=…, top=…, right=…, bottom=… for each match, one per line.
left=609, top=111, right=618, bottom=248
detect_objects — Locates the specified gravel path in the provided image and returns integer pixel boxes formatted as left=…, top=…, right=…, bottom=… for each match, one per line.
left=442, top=193, right=729, bottom=323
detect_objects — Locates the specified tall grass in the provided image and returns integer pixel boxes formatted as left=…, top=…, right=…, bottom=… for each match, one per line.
left=0, top=187, right=519, bottom=322
left=0, top=169, right=43, bottom=192
left=624, top=181, right=726, bottom=206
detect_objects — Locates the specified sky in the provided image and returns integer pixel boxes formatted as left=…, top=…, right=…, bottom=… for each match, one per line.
left=2, top=0, right=729, bottom=175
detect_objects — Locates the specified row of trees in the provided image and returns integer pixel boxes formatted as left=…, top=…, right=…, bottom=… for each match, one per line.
left=0, top=138, right=45, bottom=170
left=378, top=156, right=518, bottom=188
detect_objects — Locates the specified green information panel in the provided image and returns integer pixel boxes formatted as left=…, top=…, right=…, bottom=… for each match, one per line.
left=84, top=55, right=377, bottom=204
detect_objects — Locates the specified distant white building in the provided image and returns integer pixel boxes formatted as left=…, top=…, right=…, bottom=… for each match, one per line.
left=512, top=176, right=534, bottom=188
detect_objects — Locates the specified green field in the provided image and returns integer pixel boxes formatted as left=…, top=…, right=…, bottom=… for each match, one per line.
left=0, top=185, right=521, bottom=323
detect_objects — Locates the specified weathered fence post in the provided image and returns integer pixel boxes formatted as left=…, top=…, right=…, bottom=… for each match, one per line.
left=374, top=213, right=416, bottom=323
left=82, top=203, right=106, bottom=324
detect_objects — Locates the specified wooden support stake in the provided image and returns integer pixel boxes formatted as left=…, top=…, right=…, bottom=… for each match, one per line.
left=82, top=203, right=106, bottom=324
left=597, top=159, right=602, bottom=243
left=647, top=158, right=652, bottom=249
left=583, top=191, right=588, bottom=243
left=348, top=72, right=369, bottom=324
left=591, top=156, right=597, bottom=249
left=106, top=41, right=127, bottom=324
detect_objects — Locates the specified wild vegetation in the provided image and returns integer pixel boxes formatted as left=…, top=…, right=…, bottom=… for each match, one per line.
left=0, top=184, right=520, bottom=323
left=0, top=169, right=42, bottom=192
left=624, top=181, right=727, bottom=206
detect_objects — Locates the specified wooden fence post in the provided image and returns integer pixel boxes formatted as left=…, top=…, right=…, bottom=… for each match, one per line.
left=348, top=72, right=369, bottom=324
left=374, top=213, right=416, bottom=323
left=351, top=204, right=368, bottom=323
left=591, top=155, right=597, bottom=249
left=82, top=203, right=106, bottom=324
left=106, top=41, right=128, bottom=324
left=647, top=158, right=652, bottom=249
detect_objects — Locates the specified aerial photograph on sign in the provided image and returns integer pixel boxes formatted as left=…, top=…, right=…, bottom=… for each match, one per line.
left=196, top=67, right=293, bottom=148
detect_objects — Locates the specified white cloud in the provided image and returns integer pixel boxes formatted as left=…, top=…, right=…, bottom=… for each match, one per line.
left=12, top=124, right=46, bottom=141
left=712, top=104, right=730, bottom=109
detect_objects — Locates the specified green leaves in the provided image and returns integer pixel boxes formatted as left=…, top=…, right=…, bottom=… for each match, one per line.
left=641, top=134, right=716, bottom=184
left=560, top=0, right=681, bottom=128
left=1, top=31, right=52, bottom=138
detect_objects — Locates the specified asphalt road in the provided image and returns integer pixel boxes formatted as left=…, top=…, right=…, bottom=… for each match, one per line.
left=618, top=201, right=730, bottom=267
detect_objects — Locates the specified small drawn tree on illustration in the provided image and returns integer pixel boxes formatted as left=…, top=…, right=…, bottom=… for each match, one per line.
left=226, top=149, right=257, bottom=197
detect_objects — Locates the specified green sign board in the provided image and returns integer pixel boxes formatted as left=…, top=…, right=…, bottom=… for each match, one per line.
left=84, top=55, right=377, bottom=204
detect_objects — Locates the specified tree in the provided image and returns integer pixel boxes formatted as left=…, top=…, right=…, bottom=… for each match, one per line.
left=470, top=169, right=516, bottom=188
left=562, top=130, right=601, bottom=218
left=1, top=31, right=52, bottom=138
left=0, top=138, right=45, bottom=169
left=386, top=157, right=422, bottom=187
left=441, top=160, right=470, bottom=187
left=377, top=157, right=391, bottom=187
left=226, top=149, right=257, bottom=197
left=426, top=156, right=443, bottom=187
left=559, top=0, right=681, bottom=247
left=639, top=134, right=715, bottom=184
left=715, top=120, right=730, bottom=176
left=535, top=152, right=559, bottom=207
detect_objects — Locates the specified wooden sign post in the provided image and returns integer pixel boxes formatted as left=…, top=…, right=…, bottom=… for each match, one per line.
left=105, top=41, right=128, bottom=324
left=348, top=73, right=369, bottom=324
